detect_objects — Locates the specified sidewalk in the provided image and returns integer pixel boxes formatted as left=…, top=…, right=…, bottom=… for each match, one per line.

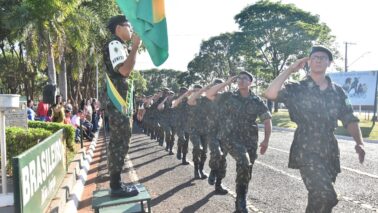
left=76, top=126, right=237, bottom=212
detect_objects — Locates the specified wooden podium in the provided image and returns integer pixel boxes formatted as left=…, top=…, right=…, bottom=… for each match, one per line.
left=92, top=183, right=151, bottom=213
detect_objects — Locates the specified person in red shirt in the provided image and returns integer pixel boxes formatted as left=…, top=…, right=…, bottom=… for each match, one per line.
left=37, top=97, right=49, bottom=121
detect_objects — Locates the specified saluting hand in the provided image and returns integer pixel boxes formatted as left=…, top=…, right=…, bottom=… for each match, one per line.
left=226, top=76, right=237, bottom=84
left=355, top=144, right=365, bottom=164
left=287, top=57, right=309, bottom=73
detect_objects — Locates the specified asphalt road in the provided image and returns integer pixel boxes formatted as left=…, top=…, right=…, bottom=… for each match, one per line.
left=126, top=128, right=378, bottom=212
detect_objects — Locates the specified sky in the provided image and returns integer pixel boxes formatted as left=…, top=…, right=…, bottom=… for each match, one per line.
left=134, top=0, right=378, bottom=72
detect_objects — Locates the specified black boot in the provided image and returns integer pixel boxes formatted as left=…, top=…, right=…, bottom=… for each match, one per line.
left=182, top=153, right=189, bottom=165
left=215, top=178, right=228, bottom=195
left=176, top=148, right=182, bottom=160
left=208, top=170, right=216, bottom=185
left=169, top=141, right=174, bottom=155
left=235, top=184, right=248, bottom=213
left=198, top=162, right=207, bottom=179
left=110, top=172, right=139, bottom=198
left=194, top=163, right=201, bottom=179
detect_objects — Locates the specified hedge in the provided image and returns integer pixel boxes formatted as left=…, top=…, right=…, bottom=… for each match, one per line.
left=28, top=121, right=75, bottom=152
left=2, top=127, right=52, bottom=174
left=0, top=121, right=77, bottom=174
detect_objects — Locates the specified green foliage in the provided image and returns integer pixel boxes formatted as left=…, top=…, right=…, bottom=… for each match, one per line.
left=3, top=127, right=52, bottom=174
left=234, top=0, right=337, bottom=79
left=141, top=69, right=183, bottom=95
left=28, top=121, right=75, bottom=152
left=130, top=71, right=147, bottom=96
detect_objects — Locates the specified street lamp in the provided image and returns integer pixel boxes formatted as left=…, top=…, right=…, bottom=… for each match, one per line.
left=348, top=51, right=371, bottom=70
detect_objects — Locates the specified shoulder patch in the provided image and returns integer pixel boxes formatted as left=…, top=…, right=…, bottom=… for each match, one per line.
left=108, top=40, right=127, bottom=70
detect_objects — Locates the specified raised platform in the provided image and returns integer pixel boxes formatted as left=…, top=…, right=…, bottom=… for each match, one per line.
left=92, top=183, right=151, bottom=213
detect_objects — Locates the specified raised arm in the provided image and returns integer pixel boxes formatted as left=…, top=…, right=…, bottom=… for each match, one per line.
left=264, top=57, right=308, bottom=100
left=157, top=97, right=168, bottom=111
left=188, top=86, right=210, bottom=106
left=172, top=91, right=192, bottom=108
left=206, top=76, right=236, bottom=101
left=118, top=35, right=141, bottom=77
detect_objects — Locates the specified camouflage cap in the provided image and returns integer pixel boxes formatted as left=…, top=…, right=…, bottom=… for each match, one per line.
left=193, top=84, right=203, bottom=89
left=213, top=78, right=224, bottom=85
left=239, top=71, right=254, bottom=82
left=310, top=45, right=333, bottom=61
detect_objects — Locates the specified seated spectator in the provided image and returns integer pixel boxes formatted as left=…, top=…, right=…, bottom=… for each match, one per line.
left=71, top=110, right=94, bottom=142
left=27, top=99, right=36, bottom=121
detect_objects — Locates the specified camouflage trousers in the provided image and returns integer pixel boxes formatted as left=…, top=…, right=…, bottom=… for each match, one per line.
left=223, top=138, right=257, bottom=187
left=191, top=132, right=208, bottom=164
left=164, top=125, right=176, bottom=147
left=208, top=133, right=227, bottom=179
left=299, top=164, right=338, bottom=213
left=156, top=122, right=165, bottom=144
left=176, top=130, right=189, bottom=154
left=107, top=112, right=132, bottom=174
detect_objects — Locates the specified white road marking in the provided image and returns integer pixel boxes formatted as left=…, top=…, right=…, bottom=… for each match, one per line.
left=268, top=146, right=378, bottom=179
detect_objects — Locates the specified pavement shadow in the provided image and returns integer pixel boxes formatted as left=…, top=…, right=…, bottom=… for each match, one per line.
left=126, top=154, right=168, bottom=170
left=180, top=191, right=216, bottom=213
left=130, top=141, right=160, bottom=150
left=151, top=178, right=196, bottom=207
left=128, top=145, right=158, bottom=155
left=129, top=149, right=166, bottom=161
left=138, top=163, right=182, bottom=184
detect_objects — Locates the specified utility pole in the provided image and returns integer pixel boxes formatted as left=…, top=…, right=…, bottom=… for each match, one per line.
left=344, top=42, right=356, bottom=72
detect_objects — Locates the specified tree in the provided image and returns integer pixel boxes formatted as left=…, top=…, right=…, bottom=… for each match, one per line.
left=235, top=0, right=338, bottom=111
left=187, top=33, right=246, bottom=84
left=141, top=69, right=183, bottom=95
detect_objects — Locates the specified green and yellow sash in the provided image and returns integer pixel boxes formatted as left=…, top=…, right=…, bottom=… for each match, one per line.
left=105, top=73, right=134, bottom=117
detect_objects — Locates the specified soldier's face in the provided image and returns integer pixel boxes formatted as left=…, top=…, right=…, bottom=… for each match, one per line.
left=117, top=22, right=133, bottom=41
left=309, top=52, right=331, bottom=73
left=237, top=74, right=252, bottom=89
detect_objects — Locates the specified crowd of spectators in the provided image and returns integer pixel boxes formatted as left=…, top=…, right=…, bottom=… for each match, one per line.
left=26, top=95, right=101, bottom=143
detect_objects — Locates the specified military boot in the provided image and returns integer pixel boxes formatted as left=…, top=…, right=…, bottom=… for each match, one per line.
left=208, top=170, right=216, bottom=185
left=168, top=142, right=174, bottom=155
left=198, top=162, right=207, bottom=179
left=215, top=178, right=228, bottom=195
left=110, top=172, right=139, bottom=198
left=194, top=163, right=201, bottom=179
left=176, top=144, right=182, bottom=160
left=235, top=184, right=248, bottom=213
left=182, top=153, right=189, bottom=165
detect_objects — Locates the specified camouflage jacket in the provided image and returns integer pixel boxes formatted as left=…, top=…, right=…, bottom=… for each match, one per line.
left=216, top=90, right=271, bottom=149
left=188, top=96, right=218, bottom=135
left=277, top=75, right=359, bottom=178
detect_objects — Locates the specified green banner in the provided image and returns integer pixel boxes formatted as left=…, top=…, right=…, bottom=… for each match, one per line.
left=12, top=129, right=66, bottom=213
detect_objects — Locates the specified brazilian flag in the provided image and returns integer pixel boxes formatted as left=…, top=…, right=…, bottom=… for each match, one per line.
left=116, top=0, right=169, bottom=66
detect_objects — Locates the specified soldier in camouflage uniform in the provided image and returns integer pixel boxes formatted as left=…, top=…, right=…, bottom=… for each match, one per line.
left=154, top=89, right=169, bottom=145
left=158, top=90, right=176, bottom=154
left=265, top=46, right=366, bottom=213
left=187, top=84, right=210, bottom=179
left=208, top=72, right=272, bottom=213
left=188, top=79, right=229, bottom=194
left=149, top=91, right=163, bottom=141
left=103, top=15, right=140, bottom=197
left=172, top=88, right=191, bottom=165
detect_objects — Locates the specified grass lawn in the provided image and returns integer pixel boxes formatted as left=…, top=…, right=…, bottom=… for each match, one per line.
left=270, top=110, right=378, bottom=141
